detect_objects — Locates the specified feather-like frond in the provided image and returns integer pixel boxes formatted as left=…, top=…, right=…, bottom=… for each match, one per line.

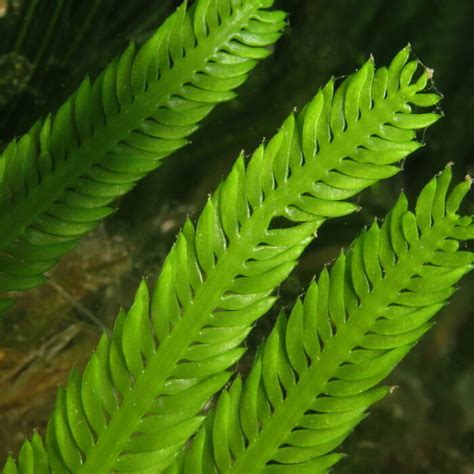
left=2, top=48, right=441, bottom=473
left=0, top=0, right=286, bottom=310
left=172, top=167, right=473, bottom=473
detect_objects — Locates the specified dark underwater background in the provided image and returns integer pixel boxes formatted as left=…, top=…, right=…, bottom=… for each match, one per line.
left=0, top=0, right=473, bottom=471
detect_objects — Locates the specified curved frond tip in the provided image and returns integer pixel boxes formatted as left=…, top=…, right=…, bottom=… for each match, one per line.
left=3, top=46, right=443, bottom=473
left=173, top=167, right=473, bottom=473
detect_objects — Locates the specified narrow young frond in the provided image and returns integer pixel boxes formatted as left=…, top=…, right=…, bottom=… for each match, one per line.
left=0, top=0, right=286, bottom=311
left=2, top=48, right=441, bottom=473
left=174, top=167, right=473, bottom=473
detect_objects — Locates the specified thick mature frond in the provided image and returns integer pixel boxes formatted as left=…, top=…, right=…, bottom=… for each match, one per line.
left=2, top=48, right=440, bottom=473
left=0, top=0, right=286, bottom=311
left=173, top=167, right=473, bottom=473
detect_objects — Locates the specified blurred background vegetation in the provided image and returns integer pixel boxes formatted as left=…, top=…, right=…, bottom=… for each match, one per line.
left=0, top=0, right=473, bottom=471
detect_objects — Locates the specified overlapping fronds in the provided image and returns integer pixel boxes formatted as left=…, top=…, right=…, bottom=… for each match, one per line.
left=2, top=433, right=48, bottom=474
left=0, top=0, right=286, bottom=311
left=2, top=48, right=441, bottom=473
left=172, top=167, right=473, bottom=473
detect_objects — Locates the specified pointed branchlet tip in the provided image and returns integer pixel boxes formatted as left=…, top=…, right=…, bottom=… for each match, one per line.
left=362, top=54, right=375, bottom=71
left=235, top=150, right=246, bottom=167
left=173, top=0, right=188, bottom=17
left=391, top=44, right=432, bottom=96
left=443, top=166, right=474, bottom=217
left=437, top=162, right=453, bottom=179
left=278, top=111, right=296, bottom=145
left=409, top=45, right=438, bottom=91
left=260, top=0, right=278, bottom=9
left=393, top=190, right=409, bottom=209
left=307, top=276, right=317, bottom=288
left=304, top=278, right=319, bottom=303
left=133, top=278, right=150, bottom=310
left=359, top=54, right=375, bottom=81
left=388, top=44, right=411, bottom=73
left=282, top=110, right=296, bottom=130
left=400, top=43, right=412, bottom=64
left=139, top=276, right=149, bottom=288
left=425, top=67, right=435, bottom=80
left=276, top=309, right=288, bottom=329
left=182, top=216, right=195, bottom=236
left=3, top=455, right=16, bottom=471
left=388, top=384, right=399, bottom=395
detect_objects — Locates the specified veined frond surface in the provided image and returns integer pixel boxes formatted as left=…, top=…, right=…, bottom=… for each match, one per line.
left=0, top=0, right=286, bottom=311
left=2, top=48, right=440, bottom=473
left=172, top=167, right=473, bottom=473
